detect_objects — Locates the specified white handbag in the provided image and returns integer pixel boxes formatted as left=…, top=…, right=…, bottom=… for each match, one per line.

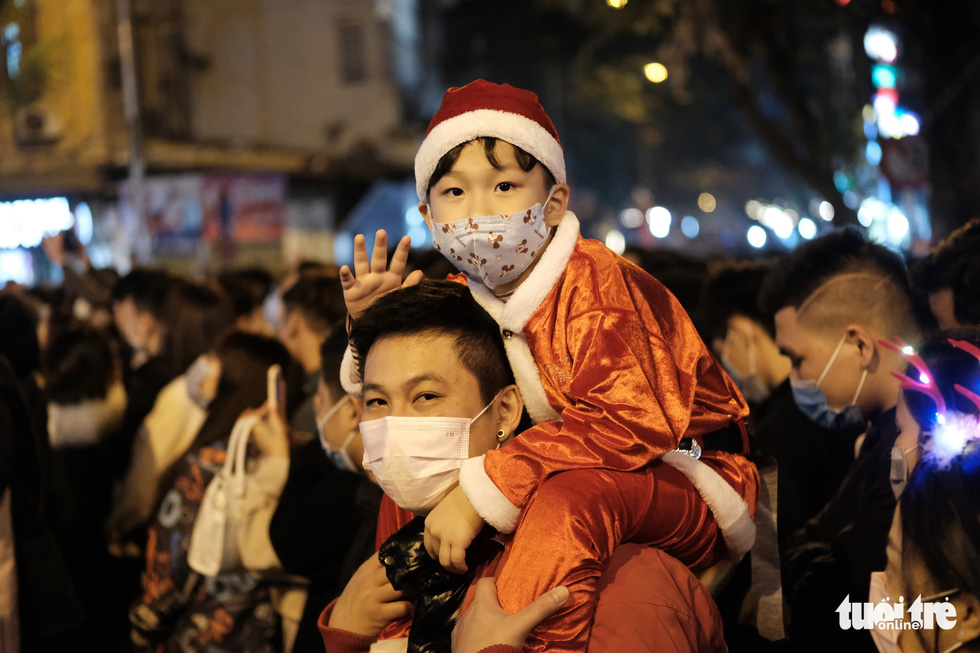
left=187, top=413, right=260, bottom=577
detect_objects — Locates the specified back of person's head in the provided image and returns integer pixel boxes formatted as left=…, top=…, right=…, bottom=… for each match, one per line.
left=759, top=227, right=919, bottom=343
left=319, top=321, right=349, bottom=400
left=0, top=292, right=40, bottom=378
left=280, top=272, right=346, bottom=336
left=43, top=324, right=114, bottom=405
left=188, top=330, right=299, bottom=454
left=162, top=279, right=235, bottom=377
left=913, top=218, right=980, bottom=328
left=699, top=261, right=774, bottom=343
left=350, top=279, right=513, bottom=403
left=111, top=268, right=172, bottom=318
left=218, top=268, right=274, bottom=322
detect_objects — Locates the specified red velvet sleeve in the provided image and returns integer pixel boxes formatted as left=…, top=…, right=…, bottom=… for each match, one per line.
left=317, top=599, right=376, bottom=653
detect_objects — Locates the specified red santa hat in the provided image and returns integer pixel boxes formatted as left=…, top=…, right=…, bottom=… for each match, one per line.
left=415, top=79, right=566, bottom=201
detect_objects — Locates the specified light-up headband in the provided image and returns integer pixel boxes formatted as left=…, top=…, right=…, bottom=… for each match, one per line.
left=879, top=336, right=980, bottom=469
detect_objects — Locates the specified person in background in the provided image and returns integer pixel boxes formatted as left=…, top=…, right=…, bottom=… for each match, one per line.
left=912, top=217, right=980, bottom=331
left=868, top=333, right=980, bottom=652
left=130, top=331, right=302, bottom=653
left=107, top=281, right=235, bottom=549
left=270, top=324, right=383, bottom=653
left=758, top=227, right=922, bottom=652
left=0, top=292, right=88, bottom=650
left=219, top=267, right=275, bottom=334
left=111, top=269, right=176, bottom=454
left=700, top=261, right=865, bottom=650
left=701, top=261, right=861, bottom=542
left=277, top=272, right=346, bottom=440
left=42, top=323, right=130, bottom=647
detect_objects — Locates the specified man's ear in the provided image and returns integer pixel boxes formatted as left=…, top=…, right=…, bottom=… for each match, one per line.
left=418, top=202, right=433, bottom=230
left=544, top=183, right=570, bottom=227
left=846, top=324, right=877, bottom=368
left=494, top=384, right=525, bottom=444
left=346, top=394, right=364, bottom=427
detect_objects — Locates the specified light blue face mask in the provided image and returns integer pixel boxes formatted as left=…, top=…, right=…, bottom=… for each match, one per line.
left=789, top=336, right=868, bottom=431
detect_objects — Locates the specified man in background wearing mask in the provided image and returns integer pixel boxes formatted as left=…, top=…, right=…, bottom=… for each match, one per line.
left=270, top=325, right=382, bottom=653
left=277, top=272, right=347, bottom=444
left=758, top=227, right=921, bottom=653
left=700, top=262, right=861, bottom=544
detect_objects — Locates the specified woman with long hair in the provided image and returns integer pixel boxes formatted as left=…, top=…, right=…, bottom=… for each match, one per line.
left=130, top=330, right=303, bottom=653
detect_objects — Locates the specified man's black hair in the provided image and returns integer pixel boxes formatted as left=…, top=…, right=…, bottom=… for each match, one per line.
left=349, top=280, right=514, bottom=404
left=912, top=217, right=980, bottom=326
left=319, top=320, right=349, bottom=399
left=281, top=273, right=346, bottom=335
left=427, top=137, right=556, bottom=198
left=699, top=261, right=775, bottom=342
left=758, top=226, right=911, bottom=315
left=110, top=268, right=172, bottom=319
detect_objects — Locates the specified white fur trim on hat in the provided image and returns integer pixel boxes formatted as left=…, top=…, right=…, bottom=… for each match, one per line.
left=459, top=454, right=522, bottom=533
left=661, top=450, right=756, bottom=561
left=415, top=109, right=566, bottom=201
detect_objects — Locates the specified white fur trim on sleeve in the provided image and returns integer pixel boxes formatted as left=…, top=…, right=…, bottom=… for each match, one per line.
left=415, top=109, right=566, bottom=201
left=340, top=344, right=362, bottom=396
left=459, top=454, right=522, bottom=533
left=661, top=451, right=756, bottom=561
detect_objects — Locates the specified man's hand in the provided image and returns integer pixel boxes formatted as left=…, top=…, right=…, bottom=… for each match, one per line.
left=340, top=230, right=424, bottom=320
left=451, top=578, right=569, bottom=653
left=424, top=486, right=486, bottom=574
left=328, top=556, right=411, bottom=638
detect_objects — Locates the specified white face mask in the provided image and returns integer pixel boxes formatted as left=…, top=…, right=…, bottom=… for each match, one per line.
left=889, top=444, right=917, bottom=500
left=359, top=395, right=497, bottom=514
left=185, top=354, right=219, bottom=410
left=316, top=395, right=358, bottom=473
left=428, top=188, right=555, bottom=289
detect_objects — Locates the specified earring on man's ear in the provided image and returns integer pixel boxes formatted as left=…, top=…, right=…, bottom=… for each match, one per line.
left=496, top=429, right=507, bottom=440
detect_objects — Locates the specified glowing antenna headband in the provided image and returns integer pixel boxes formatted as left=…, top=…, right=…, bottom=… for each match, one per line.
left=879, top=336, right=980, bottom=469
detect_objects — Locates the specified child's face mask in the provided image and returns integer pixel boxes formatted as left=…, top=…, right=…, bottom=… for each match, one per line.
left=427, top=187, right=555, bottom=289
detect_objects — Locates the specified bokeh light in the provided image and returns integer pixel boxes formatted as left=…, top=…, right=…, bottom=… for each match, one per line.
left=747, top=225, right=767, bottom=249
left=643, top=62, right=668, bottom=83
left=698, top=192, right=717, bottom=213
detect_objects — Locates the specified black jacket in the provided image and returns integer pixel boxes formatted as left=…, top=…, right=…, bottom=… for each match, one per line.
left=269, top=439, right=382, bottom=653
left=782, top=407, right=899, bottom=652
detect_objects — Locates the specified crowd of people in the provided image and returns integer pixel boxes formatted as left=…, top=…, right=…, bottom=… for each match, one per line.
left=1, top=79, right=979, bottom=653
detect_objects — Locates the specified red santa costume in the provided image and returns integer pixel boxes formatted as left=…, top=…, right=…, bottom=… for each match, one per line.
left=337, top=80, right=758, bottom=652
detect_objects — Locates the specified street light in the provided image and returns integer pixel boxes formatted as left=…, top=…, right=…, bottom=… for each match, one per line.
left=643, top=63, right=668, bottom=84
left=607, top=0, right=628, bottom=8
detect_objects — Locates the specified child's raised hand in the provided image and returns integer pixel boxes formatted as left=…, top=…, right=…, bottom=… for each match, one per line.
left=339, top=230, right=424, bottom=320
left=424, top=486, right=486, bottom=574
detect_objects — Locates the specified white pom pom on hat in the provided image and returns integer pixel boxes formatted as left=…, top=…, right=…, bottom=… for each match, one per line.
left=414, top=79, right=566, bottom=201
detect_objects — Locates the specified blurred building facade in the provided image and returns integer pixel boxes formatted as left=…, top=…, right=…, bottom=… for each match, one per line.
left=0, top=0, right=423, bottom=281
